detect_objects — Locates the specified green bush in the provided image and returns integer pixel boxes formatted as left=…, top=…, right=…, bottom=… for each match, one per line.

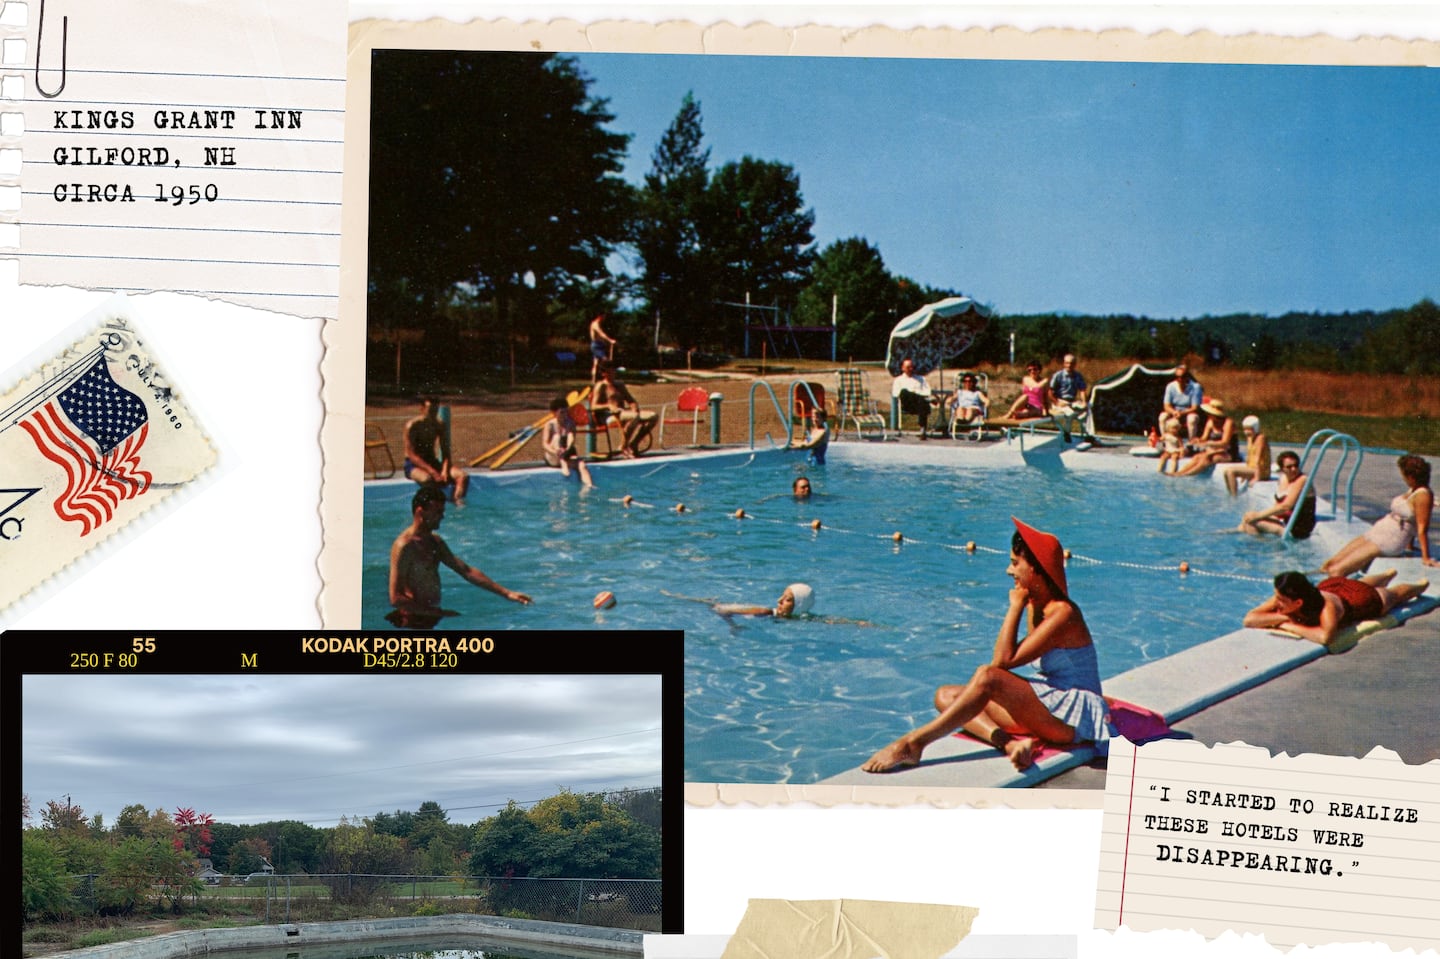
left=411, top=901, right=445, bottom=917
left=22, top=833, right=75, bottom=920
left=75, top=928, right=147, bottom=948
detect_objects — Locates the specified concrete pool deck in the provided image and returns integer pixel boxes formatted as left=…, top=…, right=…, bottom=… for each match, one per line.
left=794, top=430, right=1439, bottom=788
left=1041, top=437, right=1439, bottom=788
left=364, top=404, right=1437, bottom=790
left=42, top=914, right=644, bottom=959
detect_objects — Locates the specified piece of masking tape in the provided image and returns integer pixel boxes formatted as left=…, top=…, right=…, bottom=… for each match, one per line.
left=721, top=899, right=979, bottom=959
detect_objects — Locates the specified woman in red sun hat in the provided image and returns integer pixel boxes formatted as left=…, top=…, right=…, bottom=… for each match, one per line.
left=862, top=518, right=1110, bottom=773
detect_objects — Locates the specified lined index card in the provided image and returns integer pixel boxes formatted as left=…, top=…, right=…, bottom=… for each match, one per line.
left=9, top=0, right=343, bottom=318
left=1095, top=738, right=1440, bottom=951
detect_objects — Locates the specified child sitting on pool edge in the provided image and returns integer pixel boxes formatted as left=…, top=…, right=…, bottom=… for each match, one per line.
left=1156, top=418, right=1185, bottom=474
left=542, top=396, right=595, bottom=487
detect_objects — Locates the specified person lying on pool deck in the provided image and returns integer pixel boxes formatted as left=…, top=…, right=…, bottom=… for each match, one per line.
left=861, top=518, right=1111, bottom=773
left=1242, top=569, right=1429, bottom=648
left=388, top=486, right=531, bottom=627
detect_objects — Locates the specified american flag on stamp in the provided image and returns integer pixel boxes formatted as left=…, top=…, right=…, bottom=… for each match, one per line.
left=19, top=355, right=153, bottom=536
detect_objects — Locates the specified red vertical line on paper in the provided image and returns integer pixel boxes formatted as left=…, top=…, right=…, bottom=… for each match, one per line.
left=1117, top=741, right=1138, bottom=926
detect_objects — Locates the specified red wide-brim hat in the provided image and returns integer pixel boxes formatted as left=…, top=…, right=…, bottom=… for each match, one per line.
left=1012, top=517, right=1068, bottom=597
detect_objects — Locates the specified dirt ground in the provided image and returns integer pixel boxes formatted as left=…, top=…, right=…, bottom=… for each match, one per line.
left=363, top=365, right=1011, bottom=479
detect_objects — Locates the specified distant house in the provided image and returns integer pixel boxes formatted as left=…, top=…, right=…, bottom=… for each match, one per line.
left=195, top=859, right=224, bottom=885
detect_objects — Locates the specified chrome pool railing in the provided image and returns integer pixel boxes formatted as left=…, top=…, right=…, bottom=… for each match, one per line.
left=1287, top=429, right=1363, bottom=538
left=748, top=378, right=823, bottom=451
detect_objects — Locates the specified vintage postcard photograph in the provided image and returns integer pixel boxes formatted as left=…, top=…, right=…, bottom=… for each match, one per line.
left=330, top=22, right=1440, bottom=795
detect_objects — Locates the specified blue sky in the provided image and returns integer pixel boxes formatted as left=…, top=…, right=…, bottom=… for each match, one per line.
left=573, top=53, right=1439, bottom=319
left=23, top=675, right=661, bottom=827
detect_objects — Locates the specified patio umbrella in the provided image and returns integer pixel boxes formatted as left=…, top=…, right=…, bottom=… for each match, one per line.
left=885, top=296, right=992, bottom=387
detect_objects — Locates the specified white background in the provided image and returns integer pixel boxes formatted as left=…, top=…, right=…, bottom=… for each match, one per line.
left=5, top=4, right=1436, bottom=956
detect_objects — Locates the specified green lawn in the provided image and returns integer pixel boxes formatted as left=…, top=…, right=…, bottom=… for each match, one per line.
left=1255, top=411, right=1438, bottom=456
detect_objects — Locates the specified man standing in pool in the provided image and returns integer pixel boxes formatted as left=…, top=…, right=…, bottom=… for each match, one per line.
left=861, top=518, right=1110, bottom=773
left=388, top=486, right=531, bottom=627
left=403, top=396, right=468, bottom=504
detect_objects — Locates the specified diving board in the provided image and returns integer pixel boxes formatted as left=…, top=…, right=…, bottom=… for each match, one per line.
left=819, top=584, right=1439, bottom=789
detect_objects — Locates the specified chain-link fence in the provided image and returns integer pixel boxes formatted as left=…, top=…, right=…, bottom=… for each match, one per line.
left=65, top=873, right=661, bottom=932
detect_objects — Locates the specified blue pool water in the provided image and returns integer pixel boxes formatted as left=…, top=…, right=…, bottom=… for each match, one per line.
left=361, top=447, right=1327, bottom=783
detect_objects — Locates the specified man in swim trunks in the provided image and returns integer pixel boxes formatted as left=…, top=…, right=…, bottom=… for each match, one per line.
left=403, top=396, right=468, bottom=504
left=388, top=486, right=531, bottom=627
left=1243, top=569, right=1429, bottom=647
left=592, top=363, right=657, bottom=458
left=589, top=314, right=616, bottom=382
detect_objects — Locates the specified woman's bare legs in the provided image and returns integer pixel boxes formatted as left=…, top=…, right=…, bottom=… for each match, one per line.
left=1222, top=466, right=1255, bottom=496
left=861, top=666, right=1075, bottom=773
left=1321, top=536, right=1381, bottom=576
left=1367, top=569, right=1430, bottom=612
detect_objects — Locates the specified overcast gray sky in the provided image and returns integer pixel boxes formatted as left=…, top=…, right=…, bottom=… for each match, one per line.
left=22, top=674, right=663, bottom=827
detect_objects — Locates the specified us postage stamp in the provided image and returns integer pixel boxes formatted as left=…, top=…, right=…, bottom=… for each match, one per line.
left=0, top=304, right=217, bottom=616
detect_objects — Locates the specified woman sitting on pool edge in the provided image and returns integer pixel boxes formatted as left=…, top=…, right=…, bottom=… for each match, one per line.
left=1243, top=570, right=1429, bottom=648
left=1239, top=450, right=1316, bottom=538
left=861, top=518, right=1111, bottom=774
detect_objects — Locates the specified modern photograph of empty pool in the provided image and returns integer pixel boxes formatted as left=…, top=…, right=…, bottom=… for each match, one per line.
left=354, top=41, right=1440, bottom=788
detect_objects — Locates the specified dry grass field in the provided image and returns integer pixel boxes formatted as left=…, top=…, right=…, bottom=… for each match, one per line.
left=363, top=354, right=1438, bottom=475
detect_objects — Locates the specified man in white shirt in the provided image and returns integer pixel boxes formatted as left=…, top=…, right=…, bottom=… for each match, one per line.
left=892, top=358, right=936, bottom=439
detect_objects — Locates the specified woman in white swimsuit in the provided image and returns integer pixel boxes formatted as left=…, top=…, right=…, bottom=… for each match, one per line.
left=1321, top=454, right=1434, bottom=576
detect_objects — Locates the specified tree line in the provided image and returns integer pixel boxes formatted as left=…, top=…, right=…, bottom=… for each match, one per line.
left=367, top=51, right=1437, bottom=383
left=22, top=788, right=662, bottom=921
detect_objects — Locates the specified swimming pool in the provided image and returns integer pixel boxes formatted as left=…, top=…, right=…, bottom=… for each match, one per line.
left=361, top=444, right=1328, bottom=783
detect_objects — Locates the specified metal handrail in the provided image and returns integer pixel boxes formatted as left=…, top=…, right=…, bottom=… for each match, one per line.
left=748, top=379, right=793, bottom=451
left=748, top=379, right=828, bottom=450
left=1284, top=429, right=1362, bottom=538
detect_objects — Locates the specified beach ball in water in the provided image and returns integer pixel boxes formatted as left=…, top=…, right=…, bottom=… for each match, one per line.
left=594, top=591, right=617, bottom=610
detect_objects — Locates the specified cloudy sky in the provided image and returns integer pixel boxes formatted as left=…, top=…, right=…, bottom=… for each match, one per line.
left=22, top=674, right=663, bottom=827
left=574, top=52, right=1439, bottom=319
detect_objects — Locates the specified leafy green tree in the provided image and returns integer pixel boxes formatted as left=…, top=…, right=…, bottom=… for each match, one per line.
left=701, top=157, right=816, bottom=350
left=796, top=238, right=894, bottom=360
left=1356, top=298, right=1440, bottom=375
left=634, top=92, right=717, bottom=351
left=368, top=51, right=632, bottom=378
left=526, top=790, right=661, bottom=879
left=420, top=835, right=459, bottom=876
left=23, top=832, right=74, bottom=920
left=41, top=797, right=88, bottom=833
left=472, top=802, right=540, bottom=877
left=113, top=804, right=150, bottom=840
left=372, top=808, right=416, bottom=840
left=97, top=838, right=150, bottom=914
left=227, top=837, right=273, bottom=876
left=605, top=787, right=662, bottom=832
left=260, top=820, right=326, bottom=874
left=410, top=800, right=451, bottom=849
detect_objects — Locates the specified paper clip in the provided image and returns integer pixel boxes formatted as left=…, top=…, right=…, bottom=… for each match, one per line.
left=35, top=0, right=69, bottom=98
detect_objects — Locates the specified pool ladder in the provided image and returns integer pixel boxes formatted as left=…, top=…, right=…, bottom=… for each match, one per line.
left=1285, top=429, right=1363, bottom=539
left=748, top=379, right=824, bottom=450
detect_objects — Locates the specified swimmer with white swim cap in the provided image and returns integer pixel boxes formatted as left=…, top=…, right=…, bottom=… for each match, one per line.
left=663, top=582, right=873, bottom=625
left=708, top=582, right=815, bottom=618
